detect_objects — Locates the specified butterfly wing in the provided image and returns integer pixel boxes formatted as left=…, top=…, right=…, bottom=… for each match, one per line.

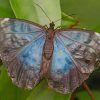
left=56, top=29, right=100, bottom=73
left=0, top=18, right=46, bottom=88
left=47, top=29, right=100, bottom=93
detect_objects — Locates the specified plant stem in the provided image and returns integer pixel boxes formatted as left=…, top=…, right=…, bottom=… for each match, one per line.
left=83, top=82, right=95, bottom=100
left=70, top=91, right=76, bottom=100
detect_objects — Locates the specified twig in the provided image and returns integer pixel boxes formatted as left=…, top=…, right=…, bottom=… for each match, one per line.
left=83, top=82, right=95, bottom=100
left=70, top=91, right=76, bottom=100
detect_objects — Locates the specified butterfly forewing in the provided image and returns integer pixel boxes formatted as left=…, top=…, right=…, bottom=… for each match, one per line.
left=47, top=29, right=100, bottom=93
left=57, top=29, right=100, bottom=73
left=0, top=18, right=46, bottom=88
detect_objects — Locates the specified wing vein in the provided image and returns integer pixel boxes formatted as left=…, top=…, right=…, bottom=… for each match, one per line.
left=57, top=33, right=96, bottom=52
left=0, top=32, right=45, bottom=61
left=55, top=36, right=84, bottom=73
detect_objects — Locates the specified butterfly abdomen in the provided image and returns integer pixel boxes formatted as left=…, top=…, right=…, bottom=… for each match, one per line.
left=43, top=40, right=54, bottom=60
left=43, top=28, right=55, bottom=60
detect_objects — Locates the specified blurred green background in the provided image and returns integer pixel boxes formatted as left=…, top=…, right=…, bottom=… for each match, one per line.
left=0, top=0, right=100, bottom=100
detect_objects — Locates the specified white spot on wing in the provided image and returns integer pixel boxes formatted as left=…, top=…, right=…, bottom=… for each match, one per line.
left=95, top=32, right=100, bottom=37
left=0, top=18, right=10, bottom=27
left=3, top=18, right=10, bottom=21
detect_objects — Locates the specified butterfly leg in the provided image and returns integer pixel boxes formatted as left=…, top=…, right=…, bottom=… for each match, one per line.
left=83, top=82, right=95, bottom=100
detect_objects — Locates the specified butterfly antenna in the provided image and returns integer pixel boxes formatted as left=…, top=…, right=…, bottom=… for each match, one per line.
left=53, top=18, right=61, bottom=23
left=32, top=1, right=52, bottom=23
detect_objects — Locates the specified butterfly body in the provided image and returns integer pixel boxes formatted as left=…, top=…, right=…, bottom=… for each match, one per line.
left=0, top=18, right=100, bottom=94
left=41, top=22, right=55, bottom=76
left=43, top=22, right=55, bottom=60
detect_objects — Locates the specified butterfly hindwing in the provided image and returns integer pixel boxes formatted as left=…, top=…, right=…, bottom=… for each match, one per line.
left=47, top=29, right=100, bottom=93
left=0, top=18, right=46, bottom=88
left=47, top=38, right=89, bottom=93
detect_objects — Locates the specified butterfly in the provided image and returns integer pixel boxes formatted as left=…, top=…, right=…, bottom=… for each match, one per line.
left=0, top=18, right=100, bottom=94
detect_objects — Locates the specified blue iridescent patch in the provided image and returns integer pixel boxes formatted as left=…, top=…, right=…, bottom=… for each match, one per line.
left=19, top=36, right=45, bottom=70
left=51, top=38, right=74, bottom=76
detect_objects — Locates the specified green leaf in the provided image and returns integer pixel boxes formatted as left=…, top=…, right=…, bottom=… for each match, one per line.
left=0, top=67, right=31, bottom=100
left=0, top=60, right=2, bottom=75
left=0, top=0, right=99, bottom=100
left=77, top=91, right=100, bottom=100
left=27, top=80, right=70, bottom=100
left=61, top=0, right=100, bottom=32
left=0, top=68, right=70, bottom=100
left=10, top=0, right=61, bottom=26
left=0, top=0, right=15, bottom=17
left=61, top=12, right=79, bottom=28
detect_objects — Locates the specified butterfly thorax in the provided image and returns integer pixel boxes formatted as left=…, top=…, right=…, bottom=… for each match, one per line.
left=49, top=22, right=55, bottom=29
left=43, top=23, right=55, bottom=60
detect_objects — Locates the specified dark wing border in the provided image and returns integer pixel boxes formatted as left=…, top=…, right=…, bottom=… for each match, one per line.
left=55, top=28, right=94, bottom=35
left=0, top=18, right=46, bottom=30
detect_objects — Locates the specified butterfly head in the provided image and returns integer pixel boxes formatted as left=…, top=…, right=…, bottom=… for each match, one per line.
left=49, top=22, right=55, bottom=29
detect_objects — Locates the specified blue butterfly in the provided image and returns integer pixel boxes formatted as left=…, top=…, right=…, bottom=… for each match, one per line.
left=0, top=18, right=100, bottom=94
